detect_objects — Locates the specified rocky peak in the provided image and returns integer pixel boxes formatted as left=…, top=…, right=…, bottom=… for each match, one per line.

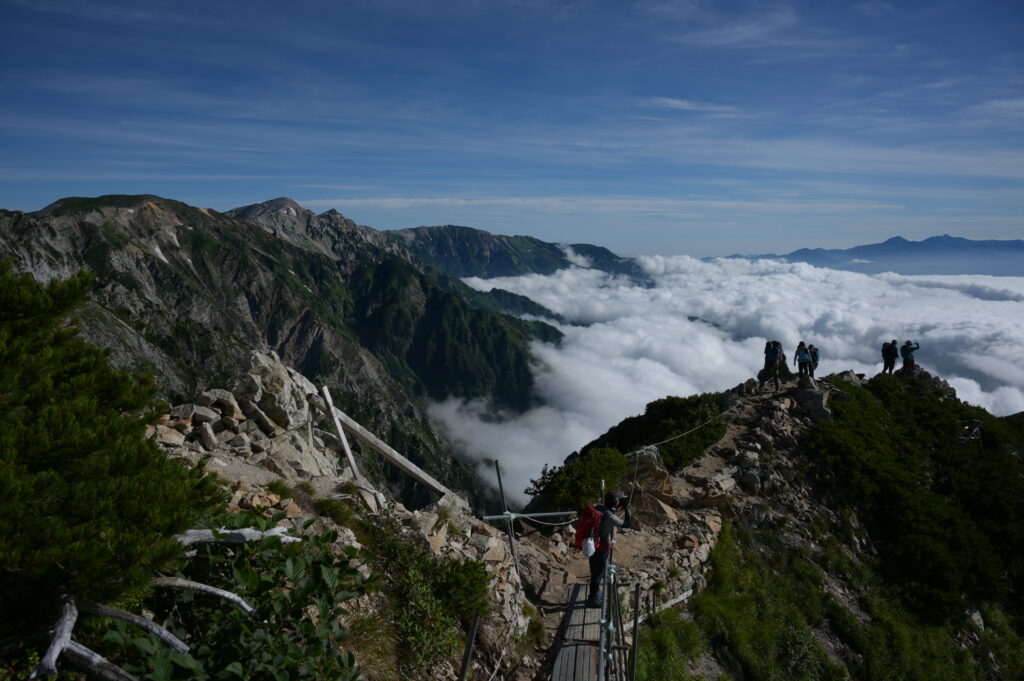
left=226, top=197, right=407, bottom=262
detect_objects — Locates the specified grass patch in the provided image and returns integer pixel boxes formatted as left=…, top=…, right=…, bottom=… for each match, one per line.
left=265, top=478, right=293, bottom=499
left=636, top=609, right=705, bottom=681
left=315, top=497, right=356, bottom=527
left=689, top=523, right=843, bottom=681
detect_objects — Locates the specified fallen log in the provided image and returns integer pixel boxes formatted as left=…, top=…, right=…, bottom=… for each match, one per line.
left=29, top=594, right=76, bottom=679
left=153, top=577, right=255, bottom=614
left=81, top=603, right=188, bottom=654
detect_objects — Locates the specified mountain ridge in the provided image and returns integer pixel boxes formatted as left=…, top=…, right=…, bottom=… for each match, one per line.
left=0, top=194, right=575, bottom=504
left=729, top=233, right=1024, bottom=275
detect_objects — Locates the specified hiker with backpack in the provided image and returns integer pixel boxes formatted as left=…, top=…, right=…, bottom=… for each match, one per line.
left=576, top=490, right=633, bottom=609
left=758, top=340, right=783, bottom=392
left=900, top=340, right=920, bottom=372
left=808, top=344, right=820, bottom=378
left=881, top=339, right=898, bottom=374
left=794, top=341, right=813, bottom=377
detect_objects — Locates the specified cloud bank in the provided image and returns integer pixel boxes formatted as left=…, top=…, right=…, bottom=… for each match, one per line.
left=430, top=258, right=1024, bottom=506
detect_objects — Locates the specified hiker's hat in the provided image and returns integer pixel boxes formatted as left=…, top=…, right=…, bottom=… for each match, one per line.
left=605, top=490, right=626, bottom=508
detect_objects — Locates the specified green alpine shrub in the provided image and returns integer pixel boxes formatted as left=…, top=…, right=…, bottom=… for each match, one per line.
left=0, top=262, right=221, bottom=635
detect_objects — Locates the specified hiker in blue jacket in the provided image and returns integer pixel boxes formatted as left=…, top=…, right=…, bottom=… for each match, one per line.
left=900, top=340, right=920, bottom=372
left=794, top=341, right=813, bottom=377
left=808, top=345, right=820, bottom=378
left=587, top=490, right=633, bottom=608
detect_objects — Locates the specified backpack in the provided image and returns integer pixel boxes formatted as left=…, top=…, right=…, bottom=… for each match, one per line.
left=575, top=505, right=604, bottom=553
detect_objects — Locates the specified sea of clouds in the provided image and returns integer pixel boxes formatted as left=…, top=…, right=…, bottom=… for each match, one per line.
left=429, top=256, right=1024, bottom=505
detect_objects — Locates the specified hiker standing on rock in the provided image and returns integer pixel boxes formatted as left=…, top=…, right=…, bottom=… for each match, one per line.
left=809, top=345, right=820, bottom=378
left=759, top=341, right=782, bottom=392
left=900, top=340, right=920, bottom=372
left=578, top=490, right=633, bottom=609
left=795, top=341, right=813, bottom=377
left=881, top=339, right=898, bottom=374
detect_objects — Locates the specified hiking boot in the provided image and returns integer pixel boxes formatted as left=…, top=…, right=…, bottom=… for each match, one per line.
left=585, top=595, right=603, bottom=609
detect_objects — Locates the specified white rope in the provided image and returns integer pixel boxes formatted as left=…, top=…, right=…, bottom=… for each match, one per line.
left=525, top=516, right=578, bottom=528
left=646, top=404, right=738, bottom=448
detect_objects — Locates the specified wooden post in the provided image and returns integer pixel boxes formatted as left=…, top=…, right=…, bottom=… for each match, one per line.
left=327, top=401, right=453, bottom=498
left=320, top=386, right=362, bottom=482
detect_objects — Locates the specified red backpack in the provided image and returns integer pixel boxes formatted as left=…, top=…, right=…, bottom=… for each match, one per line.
left=575, top=505, right=604, bottom=551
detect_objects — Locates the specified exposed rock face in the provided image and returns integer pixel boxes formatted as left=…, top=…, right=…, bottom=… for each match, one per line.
left=0, top=194, right=564, bottom=502
left=388, top=224, right=645, bottom=280
left=151, top=354, right=530, bottom=681
left=157, top=351, right=338, bottom=480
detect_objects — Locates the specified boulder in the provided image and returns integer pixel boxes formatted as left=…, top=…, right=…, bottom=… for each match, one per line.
left=629, top=491, right=679, bottom=527
left=191, top=405, right=221, bottom=424
left=239, top=399, right=285, bottom=437
left=620, top=446, right=672, bottom=496
left=195, top=421, right=217, bottom=450
left=834, top=370, right=863, bottom=387
left=243, top=351, right=316, bottom=430
left=268, top=432, right=337, bottom=478
left=794, top=388, right=831, bottom=422
left=168, top=403, right=196, bottom=421
left=739, top=469, right=762, bottom=495
left=156, top=425, right=185, bottom=446
left=231, top=373, right=263, bottom=405
left=197, top=388, right=245, bottom=419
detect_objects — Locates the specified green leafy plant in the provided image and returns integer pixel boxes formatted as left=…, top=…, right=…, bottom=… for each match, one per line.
left=360, top=516, right=490, bottom=673
left=104, top=514, right=367, bottom=681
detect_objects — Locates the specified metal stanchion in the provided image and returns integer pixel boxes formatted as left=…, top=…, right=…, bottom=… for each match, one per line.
left=481, top=462, right=578, bottom=586
left=630, top=583, right=641, bottom=681
left=458, top=614, right=481, bottom=681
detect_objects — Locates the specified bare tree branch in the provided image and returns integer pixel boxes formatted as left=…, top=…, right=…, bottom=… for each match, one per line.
left=153, top=577, right=254, bottom=614
left=62, top=640, right=140, bottom=681
left=81, top=603, right=189, bottom=654
left=174, top=526, right=301, bottom=547
left=29, top=594, right=76, bottom=679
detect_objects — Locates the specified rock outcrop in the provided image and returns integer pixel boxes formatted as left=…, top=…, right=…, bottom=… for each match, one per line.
left=151, top=351, right=530, bottom=680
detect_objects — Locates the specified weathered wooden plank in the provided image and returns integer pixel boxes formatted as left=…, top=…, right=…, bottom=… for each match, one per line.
left=328, top=404, right=453, bottom=498
left=551, top=584, right=600, bottom=681
left=320, top=386, right=361, bottom=481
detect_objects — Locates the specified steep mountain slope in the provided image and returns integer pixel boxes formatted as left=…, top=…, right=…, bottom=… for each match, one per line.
left=0, top=194, right=559, bottom=501
left=526, top=369, right=1024, bottom=680
left=388, top=224, right=646, bottom=279
left=733, top=234, right=1024, bottom=275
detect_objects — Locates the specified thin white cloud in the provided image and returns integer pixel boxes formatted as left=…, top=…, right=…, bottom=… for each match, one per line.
left=639, top=96, right=739, bottom=114
left=438, top=260, right=1024, bottom=504
left=672, top=5, right=800, bottom=48
left=302, top=194, right=901, bottom=215
left=961, top=98, right=1024, bottom=125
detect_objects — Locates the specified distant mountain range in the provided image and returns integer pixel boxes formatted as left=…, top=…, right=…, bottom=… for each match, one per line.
left=732, top=235, right=1024, bottom=276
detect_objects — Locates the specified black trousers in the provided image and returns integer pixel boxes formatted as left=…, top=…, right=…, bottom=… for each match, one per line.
left=589, top=549, right=610, bottom=599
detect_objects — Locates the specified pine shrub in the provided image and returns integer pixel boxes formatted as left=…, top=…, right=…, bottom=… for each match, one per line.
left=0, top=262, right=221, bottom=635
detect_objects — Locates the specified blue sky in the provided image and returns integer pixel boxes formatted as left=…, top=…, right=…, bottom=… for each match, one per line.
left=1, top=0, right=1022, bottom=256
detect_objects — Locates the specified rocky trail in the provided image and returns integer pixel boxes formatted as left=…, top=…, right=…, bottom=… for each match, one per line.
left=153, top=350, right=958, bottom=680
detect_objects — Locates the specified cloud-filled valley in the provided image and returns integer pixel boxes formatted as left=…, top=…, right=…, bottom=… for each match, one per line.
left=431, top=258, right=1024, bottom=505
